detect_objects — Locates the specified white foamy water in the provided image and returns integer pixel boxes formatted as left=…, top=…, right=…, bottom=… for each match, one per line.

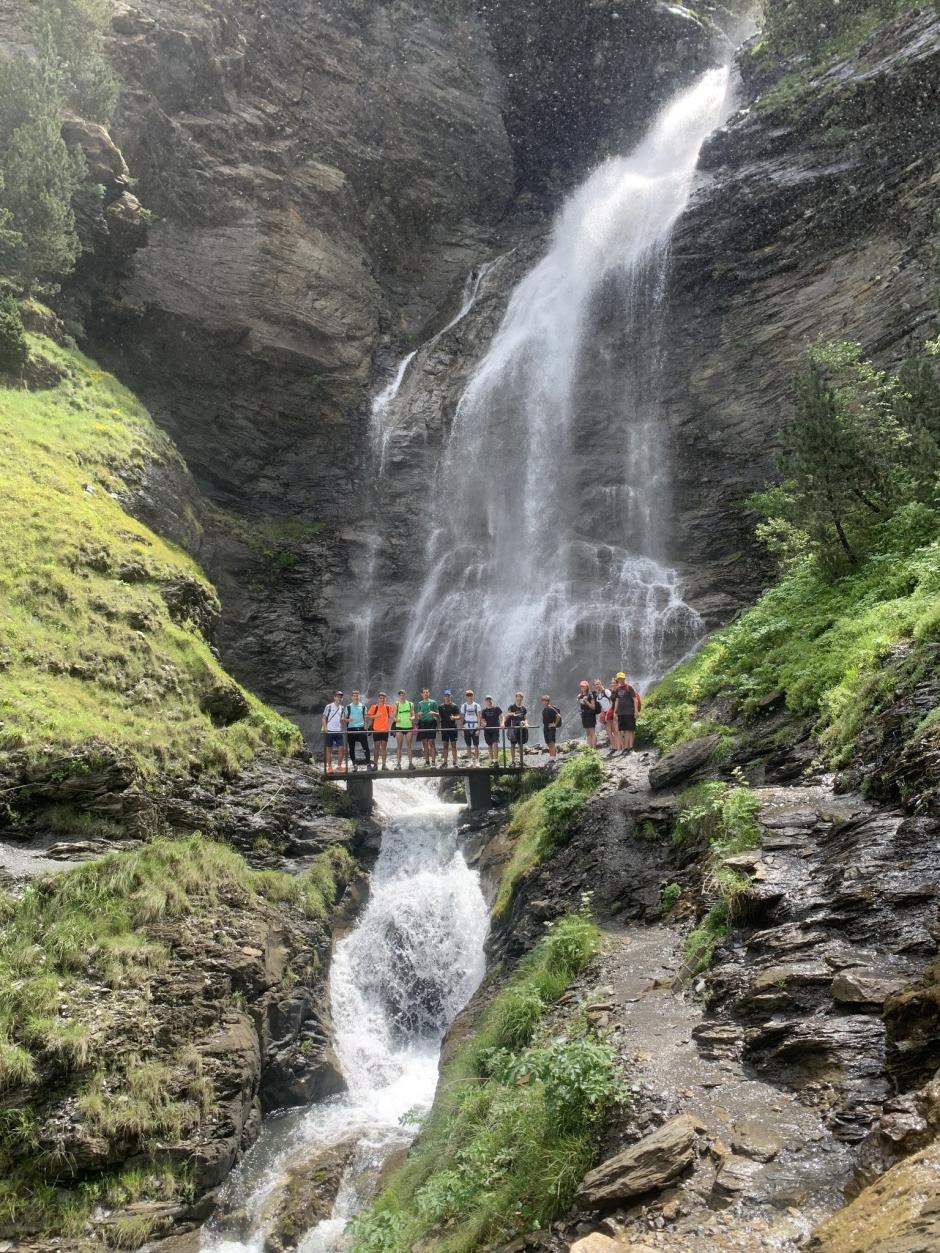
left=395, top=67, right=735, bottom=701
left=201, top=781, right=488, bottom=1253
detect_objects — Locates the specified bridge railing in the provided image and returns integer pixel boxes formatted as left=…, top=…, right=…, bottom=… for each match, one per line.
left=319, top=723, right=529, bottom=774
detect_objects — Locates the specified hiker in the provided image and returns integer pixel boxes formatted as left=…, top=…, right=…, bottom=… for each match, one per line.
left=321, top=690, right=346, bottom=773
left=612, top=672, right=640, bottom=755
left=541, top=694, right=562, bottom=759
left=577, top=679, right=600, bottom=749
left=504, top=692, right=528, bottom=766
left=460, top=689, right=482, bottom=766
left=393, top=689, right=416, bottom=769
left=346, top=689, right=371, bottom=770
left=367, top=690, right=395, bottom=770
left=481, top=695, right=503, bottom=764
left=604, top=676, right=622, bottom=756
left=438, top=689, right=461, bottom=768
left=416, top=686, right=440, bottom=765
left=594, top=678, right=615, bottom=753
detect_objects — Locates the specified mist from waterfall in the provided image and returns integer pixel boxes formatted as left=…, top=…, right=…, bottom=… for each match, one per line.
left=396, top=67, right=735, bottom=702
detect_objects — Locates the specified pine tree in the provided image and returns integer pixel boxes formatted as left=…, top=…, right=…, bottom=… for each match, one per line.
left=0, top=52, right=83, bottom=289
left=32, top=0, right=118, bottom=121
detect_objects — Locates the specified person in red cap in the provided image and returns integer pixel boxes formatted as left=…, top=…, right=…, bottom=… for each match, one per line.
left=576, top=679, right=600, bottom=749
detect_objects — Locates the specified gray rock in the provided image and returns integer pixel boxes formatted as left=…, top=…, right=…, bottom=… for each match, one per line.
left=576, top=1114, right=705, bottom=1207
left=831, top=970, right=907, bottom=1007
left=648, top=736, right=722, bottom=791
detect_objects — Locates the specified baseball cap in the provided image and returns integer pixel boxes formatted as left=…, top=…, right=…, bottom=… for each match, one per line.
left=334, top=689, right=343, bottom=696
left=579, top=680, right=589, bottom=688
left=616, top=671, right=626, bottom=680
left=444, top=689, right=452, bottom=696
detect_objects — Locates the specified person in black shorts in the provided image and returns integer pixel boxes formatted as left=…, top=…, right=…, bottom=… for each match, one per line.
left=612, top=676, right=639, bottom=755
left=481, top=695, right=503, bottom=765
left=541, top=694, right=562, bottom=760
left=576, top=679, right=599, bottom=749
left=504, top=692, right=528, bottom=767
left=438, top=689, right=460, bottom=768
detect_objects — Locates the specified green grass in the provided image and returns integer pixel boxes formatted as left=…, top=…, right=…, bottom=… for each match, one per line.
left=0, top=835, right=354, bottom=1240
left=493, top=751, right=603, bottom=918
left=349, top=910, right=615, bottom=1253
left=683, top=901, right=731, bottom=977
left=752, top=0, right=924, bottom=115
left=672, top=780, right=762, bottom=857
left=641, top=505, right=940, bottom=763
left=0, top=331, right=300, bottom=788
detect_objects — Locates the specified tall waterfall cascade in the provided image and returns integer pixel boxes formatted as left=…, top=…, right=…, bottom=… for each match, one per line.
left=389, top=67, right=735, bottom=702
left=202, top=782, right=488, bottom=1252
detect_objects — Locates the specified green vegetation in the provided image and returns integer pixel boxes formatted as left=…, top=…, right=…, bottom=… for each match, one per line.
left=0, top=333, right=300, bottom=793
left=493, top=750, right=603, bottom=917
left=670, top=780, right=761, bottom=973
left=673, top=779, right=762, bottom=856
left=753, top=1, right=925, bottom=114
left=0, top=0, right=117, bottom=289
left=748, top=343, right=940, bottom=576
left=0, top=835, right=353, bottom=1241
left=661, top=882, right=682, bottom=913
left=642, top=341, right=940, bottom=763
left=350, top=909, right=617, bottom=1253
left=0, top=294, right=27, bottom=373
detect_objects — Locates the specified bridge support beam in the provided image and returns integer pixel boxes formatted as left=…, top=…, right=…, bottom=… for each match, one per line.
left=465, top=770, right=492, bottom=812
left=346, top=776, right=374, bottom=815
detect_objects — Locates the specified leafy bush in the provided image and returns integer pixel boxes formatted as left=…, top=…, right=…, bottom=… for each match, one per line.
left=350, top=909, right=616, bottom=1253
left=673, top=781, right=761, bottom=856
left=0, top=295, right=27, bottom=374
left=494, top=751, right=603, bottom=916
left=661, top=882, right=681, bottom=913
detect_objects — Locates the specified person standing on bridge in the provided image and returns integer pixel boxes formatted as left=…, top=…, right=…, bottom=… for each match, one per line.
left=321, top=690, right=346, bottom=774
left=460, top=689, right=482, bottom=766
left=481, top=695, right=503, bottom=765
left=393, top=689, right=416, bottom=769
left=416, top=687, right=440, bottom=766
left=577, top=680, right=600, bottom=749
left=438, top=689, right=460, bottom=768
left=504, top=692, right=528, bottom=767
left=345, top=690, right=371, bottom=771
left=367, top=691, right=395, bottom=771
left=541, top=694, right=562, bottom=759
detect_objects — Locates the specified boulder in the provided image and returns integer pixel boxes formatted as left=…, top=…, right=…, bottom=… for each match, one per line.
left=200, top=681, right=251, bottom=726
left=832, top=970, right=907, bottom=1008
left=259, top=1135, right=358, bottom=1252
left=648, top=736, right=721, bottom=791
left=576, top=1114, right=704, bottom=1207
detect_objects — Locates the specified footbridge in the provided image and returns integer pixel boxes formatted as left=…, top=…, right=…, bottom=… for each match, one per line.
left=317, top=763, right=525, bottom=814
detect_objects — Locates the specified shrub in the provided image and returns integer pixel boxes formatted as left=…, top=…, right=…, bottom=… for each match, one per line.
left=661, top=882, right=681, bottom=913
left=494, top=751, right=603, bottom=916
left=684, top=901, right=731, bottom=975
left=673, top=781, right=761, bottom=856
left=0, top=296, right=27, bottom=374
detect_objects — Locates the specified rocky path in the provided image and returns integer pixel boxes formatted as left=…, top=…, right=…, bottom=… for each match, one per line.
left=538, top=746, right=938, bottom=1253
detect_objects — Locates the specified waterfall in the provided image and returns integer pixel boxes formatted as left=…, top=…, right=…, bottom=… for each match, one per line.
left=202, top=782, right=488, bottom=1252
left=396, top=67, right=735, bottom=703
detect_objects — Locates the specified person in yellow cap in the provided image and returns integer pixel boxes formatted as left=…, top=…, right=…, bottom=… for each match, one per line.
left=606, top=675, right=623, bottom=755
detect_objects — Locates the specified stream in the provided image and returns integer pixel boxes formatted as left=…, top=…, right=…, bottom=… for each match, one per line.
left=203, top=781, right=488, bottom=1251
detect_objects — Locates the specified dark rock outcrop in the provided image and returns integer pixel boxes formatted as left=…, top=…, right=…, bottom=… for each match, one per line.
left=576, top=1113, right=704, bottom=1207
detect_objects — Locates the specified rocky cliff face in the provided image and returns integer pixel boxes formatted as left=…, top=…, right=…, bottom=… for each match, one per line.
left=65, top=0, right=727, bottom=728
left=363, top=5, right=940, bottom=665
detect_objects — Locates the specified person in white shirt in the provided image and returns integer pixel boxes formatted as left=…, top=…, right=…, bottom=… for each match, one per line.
left=460, top=689, right=483, bottom=766
left=321, top=690, right=346, bottom=773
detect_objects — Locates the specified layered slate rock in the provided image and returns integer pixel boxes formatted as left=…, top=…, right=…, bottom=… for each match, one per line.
left=576, top=1114, right=704, bottom=1207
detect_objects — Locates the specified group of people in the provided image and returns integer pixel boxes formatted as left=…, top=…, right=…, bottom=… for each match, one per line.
left=319, top=674, right=642, bottom=773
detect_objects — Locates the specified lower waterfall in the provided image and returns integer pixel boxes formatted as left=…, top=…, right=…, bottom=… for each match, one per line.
left=202, top=782, right=488, bottom=1252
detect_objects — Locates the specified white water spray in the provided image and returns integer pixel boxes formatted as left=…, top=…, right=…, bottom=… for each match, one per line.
left=202, top=782, right=488, bottom=1253
left=397, top=68, right=735, bottom=701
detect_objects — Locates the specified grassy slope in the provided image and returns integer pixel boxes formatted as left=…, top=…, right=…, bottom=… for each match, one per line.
left=0, top=334, right=299, bottom=784
left=0, top=835, right=355, bottom=1244
left=641, top=506, right=940, bottom=762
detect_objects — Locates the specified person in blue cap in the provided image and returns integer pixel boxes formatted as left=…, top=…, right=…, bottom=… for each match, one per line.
left=438, top=689, right=461, bottom=768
